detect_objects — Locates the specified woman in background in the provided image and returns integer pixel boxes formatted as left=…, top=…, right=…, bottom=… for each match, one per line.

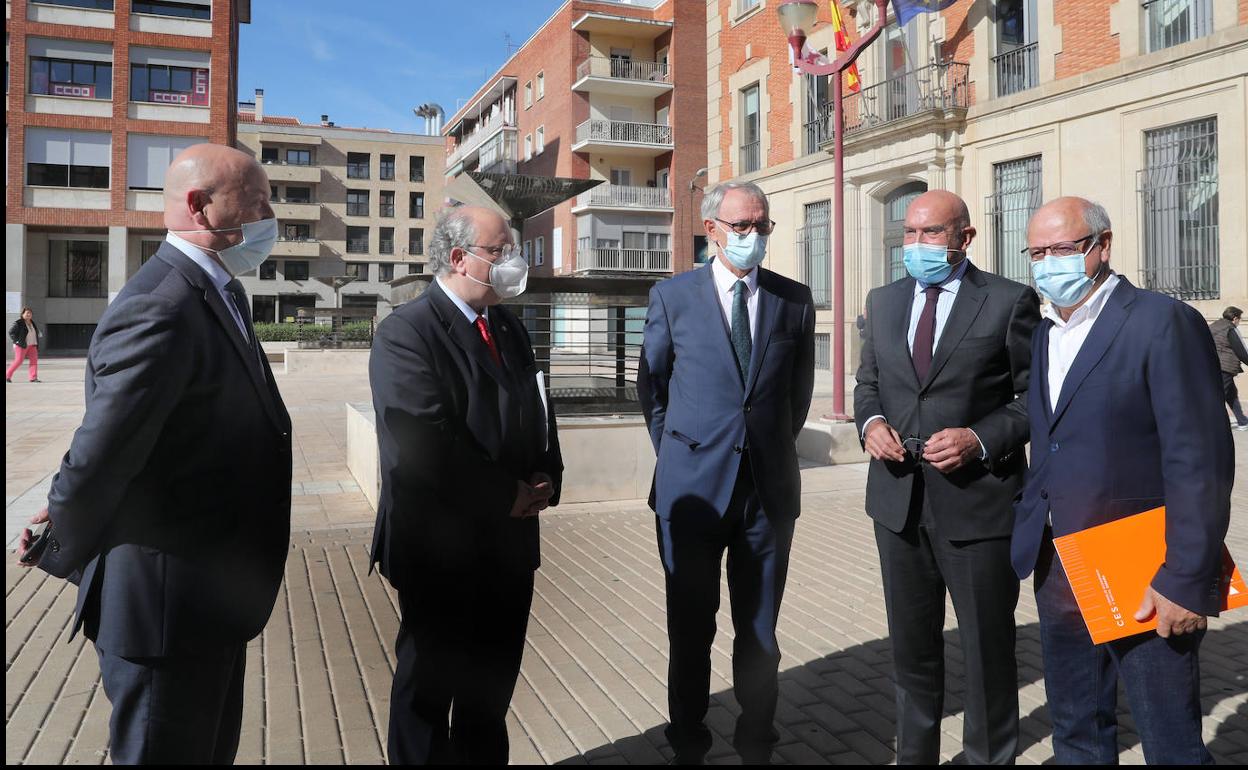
left=7, top=307, right=41, bottom=383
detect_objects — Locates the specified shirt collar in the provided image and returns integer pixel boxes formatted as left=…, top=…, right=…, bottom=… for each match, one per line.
left=165, top=232, right=232, bottom=292
left=710, top=256, right=758, bottom=296
left=436, top=275, right=485, bottom=325
left=1043, top=272, right=1120, bottom=329
left=914, top=257, right=970, bottom=295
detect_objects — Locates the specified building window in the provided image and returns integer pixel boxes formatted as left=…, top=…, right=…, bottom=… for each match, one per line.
left=284, top=186, right=311, bottom=203
left=285, top=148, right=311, bottom=166
left=740, top=84, right=761, bottom=174
left=259, top=260, right=277, bottom=280
left=378, top=263, right=394, bottom=282
left=524, top=134, right=532, bottom=161
left=536, top=126, right=545, bottom=154
left=346, top=152, right=370, bottom=179
left=283, top=223, right=312, bottom=240
left=803, top=65, right=830, bottom=156
left=410, top=156, right=425, bottom=182
left=129, top=62, right=209, bottom=105
left=379, top=227, right=394, bottom=254
left=261, top=147, right=278, bottom=164
left=346, top=189, right=370, bottom=216
left=994, top=0, right=1038, bottom=97
left=814, top=333, right=831, bottom=370
left=411, top=263, right=425, bottom=275
left=29, top=57, right=112, bottom=100
left=737, top=0, right=761, bottom=15
left=48, top=239, right=106, bottom=298
left=537, top=71, right=544, bottom=100
left=252, top=295, right=276, bottom=324
left=132, top=0, right=211, bottom=19
left=800, top=201, right=831, bottom=308
left=345, top=262, right=368, bottom=279
left=26, top=127, right=110, bottom=188
left=140, top=240, right=161, bottom=265
left=380, top=154, right=395, bottom=180
left=523, top=240, right=532, bottom=265
left=1145, top=0, right=1213, bottom=52
left=285, top=260, right=309, bottom=281
left=535, top=236, right=545, bottom=267
left=346, top=226, right=370, bottom=254
left=524, top=81, right=532, bottom=108
left=1139, top=117, right=1219, bottom=300
left=986, top=156, right=1042, bottom=285
left=409, top=192, right=424, bottom=219
left=31, top=0, right=114, bottom=8
left=408, top=228, right=424, bottom=255
left=379, top=190, right=395, bottom=218
left=884, top=182, right=927, bottom=284
left=126, top=133, right=198, bottom=190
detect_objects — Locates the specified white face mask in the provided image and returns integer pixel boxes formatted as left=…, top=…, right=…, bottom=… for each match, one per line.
left=171, top=218, right=279, bottom=276
left=463, top=246, right=528, bottom=299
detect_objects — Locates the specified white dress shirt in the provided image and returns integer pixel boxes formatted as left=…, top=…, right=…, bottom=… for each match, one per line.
left=436, top=275, right=491, bottom=329
left=1043, top=273, right=1120, bottom=412
left=165, top=232, right=249, bottom=341
left=709, top=257, right=759, bottom=341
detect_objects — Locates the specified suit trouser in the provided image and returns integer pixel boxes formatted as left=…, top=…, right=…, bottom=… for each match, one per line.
left=1221, top=372, right=1247, bottom=424
left=96, top=643, right=246, bottom=765
left=388, top=569, right=534, bottom=765
left=874, top=475, right=1020, bottom=765
left=656, top=455, right=796, bottom=762
left=1034, top=531, right=1212, bottom=765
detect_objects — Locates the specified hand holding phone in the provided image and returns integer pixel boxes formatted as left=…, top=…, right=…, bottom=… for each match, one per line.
left=18, top=511, right=51, bottom=566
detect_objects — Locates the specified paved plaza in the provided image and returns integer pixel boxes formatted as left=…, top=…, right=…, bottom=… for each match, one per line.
left=6, top=357, right=1247, bottom=765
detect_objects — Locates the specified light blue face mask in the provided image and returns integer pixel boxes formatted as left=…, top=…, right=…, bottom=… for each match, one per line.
left=903, top=242, right=961, bottom=285
left=1032, top=241, right=1102, bottom=308
left=716, top=225, right=768, bottom=271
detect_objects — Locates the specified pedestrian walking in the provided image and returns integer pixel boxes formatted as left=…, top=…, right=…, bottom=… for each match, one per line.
left=1208, top=306, right=1248, bottom=430
left=7, top=307, right=41, bottom=383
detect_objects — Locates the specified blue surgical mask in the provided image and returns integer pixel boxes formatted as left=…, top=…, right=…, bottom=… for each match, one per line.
left=1032, top=242, right=1102, bottom=308
left=171, top=218, right=278, bottom=276
left=903, top=243, right=959, bottom=285
left=716, top=225, right=768, bottom=271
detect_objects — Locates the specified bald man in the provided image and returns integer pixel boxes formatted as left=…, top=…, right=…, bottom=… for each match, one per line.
left=855, top=190, right=1040, bottom=764
left=16, top=144, right=291, bottom=764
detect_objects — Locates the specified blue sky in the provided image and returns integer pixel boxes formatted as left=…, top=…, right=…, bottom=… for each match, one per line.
left=238, top=0, right=549, bottom=133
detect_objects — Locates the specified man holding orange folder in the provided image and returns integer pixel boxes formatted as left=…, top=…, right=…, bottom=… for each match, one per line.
left=1012, top=197, right=1233, bottom=765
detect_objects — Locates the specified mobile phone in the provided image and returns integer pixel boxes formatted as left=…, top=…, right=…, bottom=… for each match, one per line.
left=20, top=521, right=51, bottom=564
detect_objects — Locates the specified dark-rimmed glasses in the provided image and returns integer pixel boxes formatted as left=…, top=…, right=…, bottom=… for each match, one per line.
left=715, top=218, right=776, bottom=236
left=1022, top=233, right=1098, bottom=261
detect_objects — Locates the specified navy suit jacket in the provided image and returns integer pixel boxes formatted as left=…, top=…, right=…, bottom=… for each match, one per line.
left=39, top=242, right=292, bottom=656
left=1011, top=278, right=1234, bottom=616
left=637, top=264, right=816, bottom=520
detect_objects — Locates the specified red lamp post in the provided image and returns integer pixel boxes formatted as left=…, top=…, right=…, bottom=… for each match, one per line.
left=778, top=0, right=889, bottom=421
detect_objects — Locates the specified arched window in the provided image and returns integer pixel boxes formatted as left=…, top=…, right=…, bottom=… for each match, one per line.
left=883, top=181, right=927, bottom=283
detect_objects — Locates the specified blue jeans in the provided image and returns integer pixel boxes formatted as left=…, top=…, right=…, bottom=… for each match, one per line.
left=1034, top=532, right=1212, bottom=765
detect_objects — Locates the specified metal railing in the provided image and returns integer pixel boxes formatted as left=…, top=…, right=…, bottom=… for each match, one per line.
left=576, top=57, right=670, bottom=84
left=739, top=141, right=761, bottom=173
left=271, top=196, right=317, bottom=205
left=447, top=110, right=516, bottom=168
left=992, top=43, right=1039, bottom=98
left=262, top=158, right=315, bottom=167
left=842, top=61, right=970, bottom=135
left=276, top=236, right=319, bottom=242
left=804, top=109, right=833, bottom=155
left=577, top=247, right=672, bottom=272
left=1144, top=0, right=1213, bottom=52
left=346, top=238, right=369, bottom=254
left=478, top=138, right=518, bottom=175
left=575, top=119, right=673, bottom=147
left=576, top=184, right=672, bottom=209
left=796, top=222, right=831, bottom=308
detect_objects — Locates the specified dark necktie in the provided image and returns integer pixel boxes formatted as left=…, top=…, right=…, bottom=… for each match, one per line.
left=224, top=279, right=266, bottom=375
left=731, top=280, right=752, bottom=380
left=476, top=315, right=503, bottom=369
left=912, top=285, right=941, bottom=382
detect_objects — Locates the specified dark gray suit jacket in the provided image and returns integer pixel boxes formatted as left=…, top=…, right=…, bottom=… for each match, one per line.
left=39, top=241, right=292, bottom=657
left=854, top=262, right=1040, bottom=540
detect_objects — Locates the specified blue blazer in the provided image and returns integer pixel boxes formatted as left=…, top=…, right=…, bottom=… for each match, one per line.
left=1011, top=278, right=1234, bottom=615
left=638, top=264, right=816, bottom=521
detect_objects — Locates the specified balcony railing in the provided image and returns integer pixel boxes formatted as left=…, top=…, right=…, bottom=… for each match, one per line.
left=575, top=119, right=673, bottom=147
left=739, top=140, right=761, bottom=173
left=806, top=61, right=969, bottom=139
left=576, top=184, right=672, bottom=209
left=992, top=43, right=1038, bottom=98
left=576, top=57, right=671, bottom=84
left=262, top=158, right=315, bottom=167
left=577, top=247, right=672, bottom=273
left=447, top=110, right=516, bottom=168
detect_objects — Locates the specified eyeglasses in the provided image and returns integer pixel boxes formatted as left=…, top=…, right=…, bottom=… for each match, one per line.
left=715, top=218, right=776, bottom=236
left=466, top=243, right=519, bottom=260
left=901, top=436, right=926, bottom=465
left=1022, top=233, right=1098, bottom=261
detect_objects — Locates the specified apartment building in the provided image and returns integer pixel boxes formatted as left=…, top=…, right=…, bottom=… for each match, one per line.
left=709, top=0, right=1247, bottom=368
left=443, top=0, right=707, bottom=279
left=5, top=0, right=248, bottom=352
left=234, top=93, right=445, bottom=322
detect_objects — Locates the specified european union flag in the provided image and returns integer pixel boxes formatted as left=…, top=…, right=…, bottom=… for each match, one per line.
left=891, top=0, right=958, bottom=26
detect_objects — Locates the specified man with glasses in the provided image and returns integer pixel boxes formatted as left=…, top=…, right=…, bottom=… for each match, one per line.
left=638, top=181, right=815, bottom=764
left=1012, top=197, right=1231, bottom=764
left=368, top=206, right=563, bottom=764
left=855, top=189, right=1040, bottom=764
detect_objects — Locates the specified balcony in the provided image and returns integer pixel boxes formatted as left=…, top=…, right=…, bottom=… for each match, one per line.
left=272, top=238, right=320, bottom=257
left=573, top=184, right=672, bottom=213
left=573, top=57, right=673, bottom=97
left=271, top=200, right=320, bottom=221
left=573, top=119, right=673, bottom=156
left=446, top=110, right=517, bottom=170
left=992, top=43, right=1038, bottom=98
left=261, top=160, right=321, bottom=184
left=576, top=247, right=672, bottom=273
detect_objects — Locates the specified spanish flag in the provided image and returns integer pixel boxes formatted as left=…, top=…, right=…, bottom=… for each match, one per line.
left=830, top=0, right=861, bottom=93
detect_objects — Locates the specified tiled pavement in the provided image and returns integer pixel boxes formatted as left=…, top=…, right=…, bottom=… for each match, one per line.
left=6, top=358, right=1248, bottom=764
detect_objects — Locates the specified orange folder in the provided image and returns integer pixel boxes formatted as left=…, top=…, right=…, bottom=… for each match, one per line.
left=1052, top=506, right=1247, bottom=644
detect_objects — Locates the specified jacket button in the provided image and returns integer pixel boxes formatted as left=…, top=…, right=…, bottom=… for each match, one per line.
left=50, top=538, right=61, bottom=552
left=743, top=405, right=752, bottom=413
left=920, top=395, right=929, bottom=402
left=1050, top=442, right=1059, bottom=453
left=733, top=445, right=743, bottom=454
left=1040, top=490, right=1049, bottom=500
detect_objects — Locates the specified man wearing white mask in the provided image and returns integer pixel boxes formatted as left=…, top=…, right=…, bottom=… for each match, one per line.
left=16, top=144, right=292, bottom=764
left=369, top=206, right=563, bottom=764
left=854, top=190, right=1040, bottom=764
left=638, top=181, right=815, bottom=764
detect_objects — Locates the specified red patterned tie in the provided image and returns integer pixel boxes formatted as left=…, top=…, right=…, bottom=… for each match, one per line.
left=476, top=315, right=502, bottom=368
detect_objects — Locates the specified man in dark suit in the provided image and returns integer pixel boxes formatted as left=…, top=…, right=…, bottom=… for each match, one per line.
left=1013, top=197, right=1232, bottom=764
left=369, top=206, right=563, bottom=765
left=16, top=144, right=291, bottom=764
left=638, top=181, right=815, bottom=764
left=854, top=190, right=1040, bottom=764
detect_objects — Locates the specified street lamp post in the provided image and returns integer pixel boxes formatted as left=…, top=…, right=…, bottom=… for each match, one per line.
left=778, top=0, right=889, bottom=421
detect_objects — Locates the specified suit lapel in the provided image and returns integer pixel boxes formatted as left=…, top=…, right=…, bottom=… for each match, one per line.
left=428, top=281, right=511, bottom=389
left=1050, top=281, right=1134, bottom=428
left=921, top=265, right=988, bottom=390
left=894, top=278, right=919, bottom=386
left=744, top=272, right=782, bottom=398
left=1038, top=319, right=1055, bottom=425
left=699, top=265, right=746, bottom=392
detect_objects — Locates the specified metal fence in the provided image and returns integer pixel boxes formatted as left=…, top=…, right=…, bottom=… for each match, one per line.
left=842, top=61, right=969, bottom=134
left=1144, top=0, right=1213, bottom=52
left=798, top=200, right=832, bottom=308
left=1138, top=117, right=1220, bottom=301
left=577, top=57, right=670, bottom=83
left=577, top=184, right=672, bottom=209
left=576, top=248, right=672, bottom=273
left=992, top=42, right=1039, bottom=98
left=739, top=141, right=761, bottom=174
left=804, top=106, right=833, bottom=156
left=985, top=155, right=1042, bottom=286
left=575, top=119, right=673, bottom=146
